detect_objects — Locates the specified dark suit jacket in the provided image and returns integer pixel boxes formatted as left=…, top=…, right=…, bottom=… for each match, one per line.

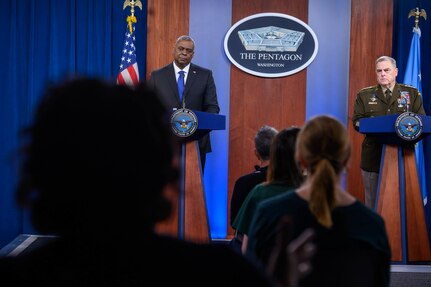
left=230, top=166, right=268, bottom=226
left=148, top=63, right=220, bottom=154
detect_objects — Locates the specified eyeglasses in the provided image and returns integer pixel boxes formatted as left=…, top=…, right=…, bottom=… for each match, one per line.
left=176, top=46, right=194, bottom=54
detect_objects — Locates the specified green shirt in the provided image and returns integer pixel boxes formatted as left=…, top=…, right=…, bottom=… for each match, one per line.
left=232, top=182, right=294, bottom=235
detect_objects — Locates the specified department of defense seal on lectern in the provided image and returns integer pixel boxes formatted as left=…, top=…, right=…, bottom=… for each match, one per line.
left=171, top=108, right=198, bottom=137
left=395, top=112, right=423, bottom=141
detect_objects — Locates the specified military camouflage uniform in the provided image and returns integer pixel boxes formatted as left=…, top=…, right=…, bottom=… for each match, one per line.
left=352, top=83, right=425, bottom=173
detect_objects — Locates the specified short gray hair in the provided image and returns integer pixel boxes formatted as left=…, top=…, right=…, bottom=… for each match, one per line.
left=175, top=35, right=195, bottom=47
left=375, top=55, right=397, bottom=68
left=255, top=125, right=278, bottom=161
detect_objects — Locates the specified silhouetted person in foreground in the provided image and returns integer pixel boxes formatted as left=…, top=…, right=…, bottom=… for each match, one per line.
left=0, top=78, right=276, bottom=286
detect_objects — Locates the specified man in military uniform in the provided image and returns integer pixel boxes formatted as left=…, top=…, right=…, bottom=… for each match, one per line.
left=352, top=55, right=425, bottom=209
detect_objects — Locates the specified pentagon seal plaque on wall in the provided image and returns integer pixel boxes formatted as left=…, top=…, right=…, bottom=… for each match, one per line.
left=224, top=12, right=318, bottom=78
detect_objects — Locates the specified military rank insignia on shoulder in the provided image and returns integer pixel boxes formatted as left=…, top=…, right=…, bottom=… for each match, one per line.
left=359, top=85, right=376, bottom=93
left=400, top=83, right=416, bottom=89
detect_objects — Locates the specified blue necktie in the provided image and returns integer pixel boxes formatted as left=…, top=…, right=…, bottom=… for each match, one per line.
left=178, top=71, right=185, bottom=102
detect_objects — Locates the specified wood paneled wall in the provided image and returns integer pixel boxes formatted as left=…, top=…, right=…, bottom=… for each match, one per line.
left=146, top=0, right=190, bottom=237
left=347, top=0, right=393, bottom=202
left=146, top=0, right=189, bottom=80
left=226, top=0, right=309, bottom=237
left=146, top=0, right=395, bottom=239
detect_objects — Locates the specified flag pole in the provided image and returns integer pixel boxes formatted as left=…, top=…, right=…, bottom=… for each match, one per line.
left=123, top=0, right=143, bottom=34
left=407, top=7, right=427, bottom=30
left=404, top=7, right=427, bottom=206
left=117, top=0, right=142, bottom=87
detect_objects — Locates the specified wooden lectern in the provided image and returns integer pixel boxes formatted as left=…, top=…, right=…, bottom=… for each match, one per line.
left=156, top=110, right=225, bottom=244
left=360, top=114, right=431, bottom=263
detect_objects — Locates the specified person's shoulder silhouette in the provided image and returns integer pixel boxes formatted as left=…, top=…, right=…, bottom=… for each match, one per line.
left=0, top=77, right=275, bottom=287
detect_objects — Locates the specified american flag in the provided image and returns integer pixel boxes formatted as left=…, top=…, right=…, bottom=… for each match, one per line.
left=117, top=23, right=139, bottom=86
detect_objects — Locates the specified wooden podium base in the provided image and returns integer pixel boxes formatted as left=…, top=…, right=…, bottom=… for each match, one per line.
left=155, top=141, right=210, bottom=244
left=377, top=145, right=431, bottom=263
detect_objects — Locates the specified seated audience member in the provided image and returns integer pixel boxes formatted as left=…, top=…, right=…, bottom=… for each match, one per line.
left=0, top=78, right=277, bottom=287
left=247, top=115, right=391, bottom=287
left=232, top=127, right=304, bottom=254
left=229, top=125, right=278, bottom=251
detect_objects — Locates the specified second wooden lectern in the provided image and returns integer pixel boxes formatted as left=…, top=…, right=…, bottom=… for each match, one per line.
left=360, top=113, right=431, bottom=263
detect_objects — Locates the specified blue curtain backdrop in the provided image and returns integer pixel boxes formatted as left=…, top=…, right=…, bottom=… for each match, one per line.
left=393, top=0, right=431, bottom=238
left=0, top=0, right=147, bottom=247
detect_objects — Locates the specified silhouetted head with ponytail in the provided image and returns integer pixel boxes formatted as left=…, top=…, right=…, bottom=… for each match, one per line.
left=295, top=115, right=351, bottom=228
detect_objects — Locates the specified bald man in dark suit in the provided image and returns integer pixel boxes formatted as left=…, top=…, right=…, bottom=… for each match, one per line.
left=148, top=35, right=220, bottom=171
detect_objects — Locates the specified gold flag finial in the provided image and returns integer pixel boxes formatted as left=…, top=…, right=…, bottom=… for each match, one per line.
left=123, top=0, right=143, bottom=34
left=408, top=7, right=427, bottom=29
